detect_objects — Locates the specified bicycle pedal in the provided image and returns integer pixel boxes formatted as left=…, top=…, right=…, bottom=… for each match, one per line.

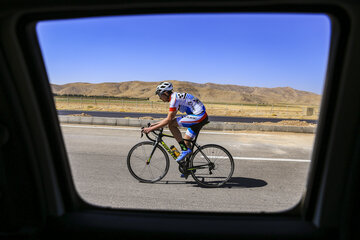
left=180, top=173, right=189, bottom=179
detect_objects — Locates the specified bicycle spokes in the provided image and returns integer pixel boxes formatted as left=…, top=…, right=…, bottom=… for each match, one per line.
left=127, top=141, right=170, bottom=183
left=190, top=144, right=234, bottom=187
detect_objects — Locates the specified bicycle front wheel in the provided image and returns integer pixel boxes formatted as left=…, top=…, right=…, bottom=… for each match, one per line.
left=190, top=144, right=234, bottom=188
left=127, top=141, right=169, bottom=183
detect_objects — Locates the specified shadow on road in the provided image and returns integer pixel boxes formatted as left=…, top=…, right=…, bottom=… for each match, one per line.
left=154, top=177, right=267, bottom=189
left=225, top=177, right=267, bottom=188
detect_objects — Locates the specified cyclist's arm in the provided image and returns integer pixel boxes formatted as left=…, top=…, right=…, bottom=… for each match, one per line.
left=144, top=110, right=177, bottom=133
left=150, top=122, right=161, bottom=127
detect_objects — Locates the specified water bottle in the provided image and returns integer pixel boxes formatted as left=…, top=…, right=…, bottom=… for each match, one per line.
left=170, top=145, right=180, bottom=158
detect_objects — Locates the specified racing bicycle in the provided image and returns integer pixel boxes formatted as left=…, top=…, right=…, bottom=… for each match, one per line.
left=127, top=123, right=234, bottom=188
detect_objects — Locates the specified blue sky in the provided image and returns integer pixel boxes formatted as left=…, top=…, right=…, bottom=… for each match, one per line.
left=36, top=13, right=331, bottom=94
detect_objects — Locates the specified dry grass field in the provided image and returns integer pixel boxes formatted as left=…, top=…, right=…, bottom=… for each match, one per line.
left=52, top=80, right=322, bottom=106
left=54, top=97, right=319, bottom=120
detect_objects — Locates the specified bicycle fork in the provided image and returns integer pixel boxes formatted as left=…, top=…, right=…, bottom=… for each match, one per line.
left=146, top=141, right=159, bottom=165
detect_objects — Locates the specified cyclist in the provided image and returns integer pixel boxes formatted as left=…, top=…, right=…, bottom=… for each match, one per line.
left=142, top=82, right=209, bottom=167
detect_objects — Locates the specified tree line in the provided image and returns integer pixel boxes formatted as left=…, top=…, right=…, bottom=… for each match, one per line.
left=53, top=93, right=149, bottom=101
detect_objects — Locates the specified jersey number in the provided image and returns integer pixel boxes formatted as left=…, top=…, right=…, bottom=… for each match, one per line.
left=177, top=93, right=187, bottom=99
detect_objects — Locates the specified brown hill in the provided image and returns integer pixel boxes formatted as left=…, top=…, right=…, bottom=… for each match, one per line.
left=51, top=80, right=321, bottom=105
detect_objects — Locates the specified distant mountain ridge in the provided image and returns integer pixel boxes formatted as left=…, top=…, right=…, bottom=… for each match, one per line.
left=51, top=80, right=321, bottom=105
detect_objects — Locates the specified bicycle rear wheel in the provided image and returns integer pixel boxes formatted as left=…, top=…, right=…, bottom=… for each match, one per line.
left=127, top=141, right=169, bottom=183
left=190, top=144, right=234, bottom=187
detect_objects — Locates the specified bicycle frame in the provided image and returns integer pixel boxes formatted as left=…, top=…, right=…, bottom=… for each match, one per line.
left=143, top=128, right=213, bottom=169
left=144, top=130, right=180, bottom=162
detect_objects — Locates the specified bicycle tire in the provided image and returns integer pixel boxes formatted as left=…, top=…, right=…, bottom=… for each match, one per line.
left=190, top=144, right=234, bottom=188
left=127, top=141, right=170, bottom=183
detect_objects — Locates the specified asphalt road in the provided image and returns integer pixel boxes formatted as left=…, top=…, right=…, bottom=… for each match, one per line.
left=61, top=124, right=314, bottom=212
left=58, top=110, right=318, bottom=124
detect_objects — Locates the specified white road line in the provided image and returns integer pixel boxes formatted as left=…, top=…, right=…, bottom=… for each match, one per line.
left=203, top=156, right=310, bottom=162
left=60, top=124, right=271, bottom=136
left=235, top=157, right=310, bottom=162
left=61, top=124, right=141, bottom=131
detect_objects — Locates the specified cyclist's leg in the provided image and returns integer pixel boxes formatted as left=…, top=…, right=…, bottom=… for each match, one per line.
left=168, top=118, right=182, bottom=142
left=176, top=113, right=208, bottom=161
left=172, top=116, right=198, bottom=162
left=178, top=116, right=208, bottom=178
left=168, top=118, right=191, bottom=162
left=177, top=112, right=207, bottom=130
left=176, top=115, right=199, bottom=143
left=185, top=115, right=209, bottom=143
left=183, top=131, right=193, bottom=149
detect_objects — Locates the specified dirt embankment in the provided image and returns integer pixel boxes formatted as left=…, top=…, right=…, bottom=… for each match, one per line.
left=252, top=120, right=316, bottom=127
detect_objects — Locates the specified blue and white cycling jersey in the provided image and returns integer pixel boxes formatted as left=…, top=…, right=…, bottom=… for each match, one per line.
left=169, top=92, right=206, bottom=115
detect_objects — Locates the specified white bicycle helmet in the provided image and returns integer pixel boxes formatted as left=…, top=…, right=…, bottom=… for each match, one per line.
left=155, top=82, right=173, bottom=96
